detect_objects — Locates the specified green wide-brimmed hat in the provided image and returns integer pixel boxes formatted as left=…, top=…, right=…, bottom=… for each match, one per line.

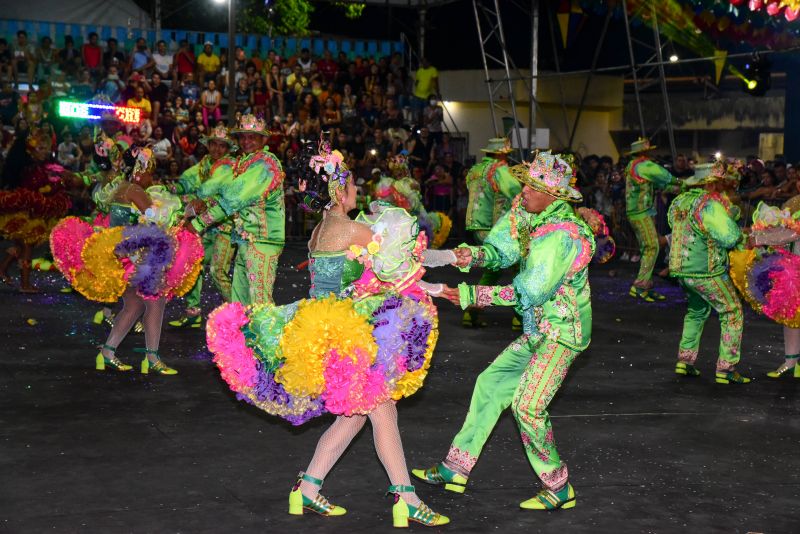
left=626, top=137, right=656, bottom=155
left=229, top=114, right=272, bottom=137
left=509, top=150, right=582, bottom=203
left=199, top=124, right=237, bottom=149
left=480, top=137, right=513, bottom=154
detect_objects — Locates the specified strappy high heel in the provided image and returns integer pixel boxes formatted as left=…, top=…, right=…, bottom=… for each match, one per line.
left=137, top=349, right=178, bottom=375
left=288, top=472, right=346, bottom=517
left=95, top=344, right=132, bottom=372
left=388, top=485, right=449, bottom=528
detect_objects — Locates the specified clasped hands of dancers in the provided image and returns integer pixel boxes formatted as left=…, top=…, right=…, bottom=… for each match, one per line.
left=41, top=118, right=800, bottom=527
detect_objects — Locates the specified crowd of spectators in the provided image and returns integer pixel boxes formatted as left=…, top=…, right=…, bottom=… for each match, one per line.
left=0, top=30, right=470, bottom=237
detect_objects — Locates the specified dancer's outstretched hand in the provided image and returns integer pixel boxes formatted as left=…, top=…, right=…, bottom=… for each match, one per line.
left=453, top=247, right=472, bottom=268
left=440, top=285, right=461, bottom=306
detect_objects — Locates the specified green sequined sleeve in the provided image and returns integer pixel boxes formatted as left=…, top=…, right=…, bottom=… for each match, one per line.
left=698, top=199, right=742, bottom=249
left=459, top=210, right=521, bottom=272
left=513, top=230, right=580, bottom=310
left=637, top=160, right=677, bottom=189
left=457, top=283, right=518, bottom=309
left=175, top=164, right=201, bottom=196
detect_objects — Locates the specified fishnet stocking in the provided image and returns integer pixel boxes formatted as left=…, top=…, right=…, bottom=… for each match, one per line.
left=101, top=289, right=166, bottom=361
left=299, top=402, right=420, bottom=506
left=784, top=326, right=800, bottom=360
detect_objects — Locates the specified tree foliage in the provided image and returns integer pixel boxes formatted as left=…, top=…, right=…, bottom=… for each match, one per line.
left=238, top=0, right=364, bottom=36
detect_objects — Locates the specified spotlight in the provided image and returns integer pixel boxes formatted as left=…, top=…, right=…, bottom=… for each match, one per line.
left=714, top=151, right=722, bottom=160
left=369, top=149, right=377, bottom=156
left=669, top=54, right=679, bottom=63
left=742, top=55, right=771, bottom=97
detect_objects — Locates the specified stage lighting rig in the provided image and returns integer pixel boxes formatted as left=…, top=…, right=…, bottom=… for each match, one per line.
left=742, top=54, right=771, bottom=97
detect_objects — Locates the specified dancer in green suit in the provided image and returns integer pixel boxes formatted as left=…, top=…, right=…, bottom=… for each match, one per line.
left=169, top=124, right=236, bottom=327
left=462, top=137, right=521, bottom=327
left=625, top=138, right=678, bottom=302
left=414, top=150, right=594, bottom=511
left=188, top=115, right=284, bottom=305
left=668, top=160, right=750, bottom=384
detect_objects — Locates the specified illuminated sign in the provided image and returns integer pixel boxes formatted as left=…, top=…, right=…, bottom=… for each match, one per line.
left=58, top=101, right=142, bottom=124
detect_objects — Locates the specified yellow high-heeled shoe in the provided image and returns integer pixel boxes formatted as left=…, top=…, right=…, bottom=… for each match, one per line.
left=389, top=485, right=449, bottom=528
left=767, top=358, right=799, bottom=378
left=137, top=349, right=178, bottom=375
left=95, top=344, right=132, bottom=372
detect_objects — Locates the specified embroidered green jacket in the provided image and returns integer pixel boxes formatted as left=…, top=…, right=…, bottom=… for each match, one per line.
left=668, top=188, right=742, bottom=278
left=465, top=157, right=521, bottom=232
left=625, top=156, right=677, bottom=220
left=459, top=200, right=595, bottom=351
left=192, top=148, right=285, bottom=246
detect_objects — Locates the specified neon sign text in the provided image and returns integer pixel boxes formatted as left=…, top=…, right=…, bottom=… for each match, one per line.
left=58, top=101, right=142, bottom=124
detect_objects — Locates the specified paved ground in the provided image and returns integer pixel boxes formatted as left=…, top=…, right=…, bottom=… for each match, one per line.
left=1, top=243, right=798, bottom=533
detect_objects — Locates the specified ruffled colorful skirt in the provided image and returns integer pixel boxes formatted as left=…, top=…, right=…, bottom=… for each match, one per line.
left=50, top=216, right=204, bottom=303
left=207, top=293, right=438, bottom=425
left=730, top=248, right=800, bottom=328
left=0, top=189, right=71, bottom=245
left=427, top=211, right=452, bottom=250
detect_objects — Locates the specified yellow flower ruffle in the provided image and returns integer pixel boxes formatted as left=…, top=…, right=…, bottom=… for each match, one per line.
left=277, top=296, right=378, bottom=397
left=73, top=227, right=128, bottom=303
left=0, top=213, right=56, bottom=245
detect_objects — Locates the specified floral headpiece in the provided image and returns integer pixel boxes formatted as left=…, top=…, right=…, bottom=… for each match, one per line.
left=388, top=153, right=411, bottom=178
left=200, top=123, right=237, bottom=148
left=300, top=139, right=351, bottom=211
left=230, top=114, right=270, bottom=137
left=509, top=150, right=582, bottom=203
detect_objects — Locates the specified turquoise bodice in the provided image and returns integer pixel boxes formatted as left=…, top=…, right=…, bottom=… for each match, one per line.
left=308, top=252, right=364, bottom=299
left=109, top=203, right=138, bottom=227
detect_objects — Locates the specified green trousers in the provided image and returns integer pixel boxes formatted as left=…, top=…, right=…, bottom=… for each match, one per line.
left=629, top=215, right=659, bottom=285
left=231, top=242, right=282, bottom=305
left=185, top=232, right=235, bottom=310
left=444, top=334, right=578, bottom=491
left=677, top=274, right=743, bottom=372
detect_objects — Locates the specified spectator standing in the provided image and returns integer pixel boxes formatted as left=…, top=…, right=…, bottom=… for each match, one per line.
left=412, top=58, right=438, bottom=120
left=423, top=96, right=444, bottom=144
left=425, top=164, right=454, bottom=213
left=196, top=42, right=220, bottom=84
left=407, top=127, right=434, bottom=172
left=103, top=38, right=126, bottom=74
left=321, top=97, right=341, bottom=129
left=174, top=40, right=196, bottom=82
left=57, top=131, right=80, bottom=170
left=34, top=37, right=56, bottom=83
left=285, top=65, right=308, bottom=109
left=81, top=33, right=103, bottom=80
left=12, top=31, right=35, bottom=83
left=129, top=38, right=155, bottom=75
left=200, top=79, right=222, bottom=127
left=152, top=40, right=174, bottom=81
left=266, top=63, right=285, bottom=116
left=252, top=77, right=268, bottom=116
left=58, top=36, right=81, bottom=79
left=149, top=72, right=170, bottom=123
